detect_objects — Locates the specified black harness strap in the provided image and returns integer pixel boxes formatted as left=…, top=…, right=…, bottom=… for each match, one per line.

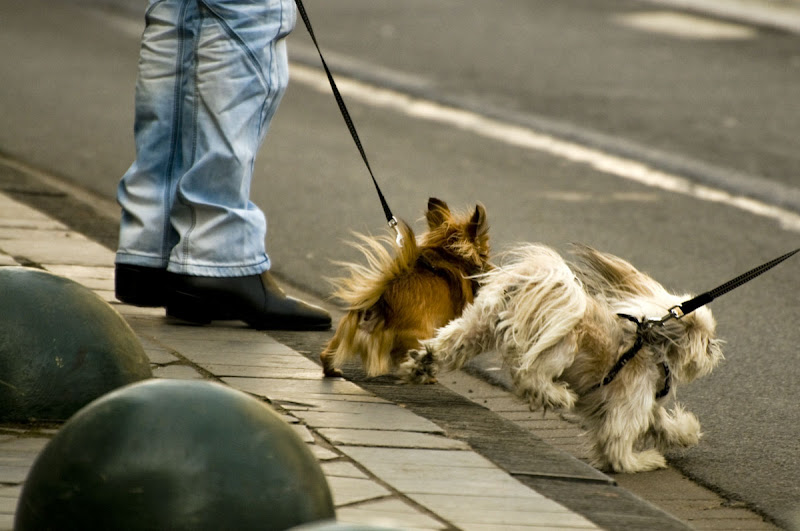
left=598, top=314, right=646, bottom=388
left=591, top=314, right=672, bottom=399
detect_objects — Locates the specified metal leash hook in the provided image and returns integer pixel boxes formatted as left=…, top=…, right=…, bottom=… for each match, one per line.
left=388, top=216, right=404, bottom=247
left=648, top=305, right=684, bottom=328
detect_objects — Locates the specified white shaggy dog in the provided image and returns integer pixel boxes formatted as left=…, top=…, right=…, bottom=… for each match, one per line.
left=399, top=244, right=724, bottom=473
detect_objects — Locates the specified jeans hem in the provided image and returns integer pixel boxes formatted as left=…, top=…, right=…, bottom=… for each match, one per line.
left=165, top=256, right=270, bottom=277
left=116, top=252, right=270, bottom=277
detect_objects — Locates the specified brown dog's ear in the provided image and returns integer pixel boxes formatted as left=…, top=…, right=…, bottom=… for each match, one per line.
left=467, top=203, right=488, bottom=241
left=426, top=197, right=451, bottom=228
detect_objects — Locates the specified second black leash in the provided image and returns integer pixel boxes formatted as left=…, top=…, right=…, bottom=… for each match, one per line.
left=294, top=0, right=402, bottom=245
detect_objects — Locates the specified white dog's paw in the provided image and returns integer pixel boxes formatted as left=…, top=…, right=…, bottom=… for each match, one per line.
left=655, top=405, right=702, bottom=450
left=397, top=348, right=439, bottom=384
left=596, top=448, right=668, bottom=474
left=523, top=383, right=577, bottom=412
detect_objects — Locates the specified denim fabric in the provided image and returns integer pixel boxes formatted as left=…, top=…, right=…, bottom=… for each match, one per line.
left=116, top=0, right=295, bottom=276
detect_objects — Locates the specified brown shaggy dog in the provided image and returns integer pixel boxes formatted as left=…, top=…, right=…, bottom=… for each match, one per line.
left=321, top=198, right=490, bottom=378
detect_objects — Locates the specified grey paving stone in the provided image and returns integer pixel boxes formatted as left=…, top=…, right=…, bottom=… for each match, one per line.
left=326, top=476, right=392, bottom=506
left=321, top=460, right=369, bottom=479
left=161, top=338, right=299, bottom=357
left=470, top=396, right=530, bottom=412
left=191, top=353, right=319, bottom=369
left=336, top=498, right=446, bottom=530
left=277, top=395, right=391, bottom=412
left=140, top=343, right=181, bottom=365
left=0, top=496, right=15, bottom=514
left=409, top=494, right=598, bottom=530
left=0, top=234, right=113, bottom=266
left=127, top=317, right=266, bottom=341
left=0, top=227, right=90, bottom=242
left=200, top=364, right=323, bottom=379
left=0, top=486, right=21, bottom=499
left=340, top=447, right=497, bottom=469
left=0, top=454, right=37, bottom=467
left=293, top=408, right=444, bottom=433
left=529, top=427, right=586, bottom=439
left=319, top=428, right=467, bottom=450
left=223, top=376, right=373, bottom=401
left=339, top=448, right=547, bottom=499
left=113, top=304, right=167, bottom=318
left=42, top=264, right=115, bottom=291
left=0, top=466, right=30, bottom=484
left=93, top=289, right=117, bottom=303
left=0, top=437, right=49, bottom=454
left=152, top=364, right=205, bottom=380
left=0, top=196, right=66, bottom=230
left=277, top=396, right=393, bottom=411
left=291, top=424, right=315, bottom=444
left=439, top=369, right=512, bottom=399
left=308, top=444, right=341, bottom=461
left=42, top=264, right=114, bottom=280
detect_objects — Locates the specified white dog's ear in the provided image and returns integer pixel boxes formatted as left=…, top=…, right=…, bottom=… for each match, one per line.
left=426, top=197, right=451, bottom=229
left=661, top=310, right=724, bottom=382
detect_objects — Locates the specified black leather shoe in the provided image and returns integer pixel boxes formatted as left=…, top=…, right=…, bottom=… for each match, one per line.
left=115, top=264, right=168, bottom=307
left=165, top=271, right=332, bottom=331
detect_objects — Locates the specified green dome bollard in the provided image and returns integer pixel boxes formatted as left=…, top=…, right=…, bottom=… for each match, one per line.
left=0, top=267, right=151, bottom=422
left=14, top=379, right=335, bottom=531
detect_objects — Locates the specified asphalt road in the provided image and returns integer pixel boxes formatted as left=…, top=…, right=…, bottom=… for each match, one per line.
left=2, top=0, right=799, bottom=527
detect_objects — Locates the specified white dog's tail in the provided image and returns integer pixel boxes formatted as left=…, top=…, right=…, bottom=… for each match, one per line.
left=485, top=244, right=588, bottom=373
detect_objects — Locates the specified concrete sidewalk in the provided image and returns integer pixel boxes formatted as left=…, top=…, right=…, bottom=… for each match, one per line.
left=0, top=194, right=694, bottom=530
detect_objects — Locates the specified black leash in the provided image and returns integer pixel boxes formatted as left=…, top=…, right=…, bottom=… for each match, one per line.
left=659, top=247, right=799, bottom=323
left=594, top=248, right=799, bottom=397
left=293, top=0, right=402, bottom=245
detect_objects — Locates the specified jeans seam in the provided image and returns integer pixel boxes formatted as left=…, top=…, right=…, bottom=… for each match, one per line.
left=164, top=0, right=192, bottom=264
left=179, top=2, right=203, bottom=267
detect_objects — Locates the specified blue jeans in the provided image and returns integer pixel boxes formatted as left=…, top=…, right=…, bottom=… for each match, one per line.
left=116, top=0, right=295, bottom=276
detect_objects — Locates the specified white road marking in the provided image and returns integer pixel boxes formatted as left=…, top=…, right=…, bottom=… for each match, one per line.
left=614, top=11, right=757, bottom=40
left=291, top=64, right=800, bottom=233
left=102, top=9, right=799, bottom=233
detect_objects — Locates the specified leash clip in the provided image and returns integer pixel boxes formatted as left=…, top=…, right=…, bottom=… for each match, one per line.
left=647, top=304, right=684, bottom=329
left=388, top=216, right=403, bottom=247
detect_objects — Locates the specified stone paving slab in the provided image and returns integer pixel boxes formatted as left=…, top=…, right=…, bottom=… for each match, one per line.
left=292, top=408, right=445, bottom=433
left=335, top=499, right=446, bottom=531
left=318, top=428, right=469, bottom=450
left=0, top=231, right=114, bottom=266
left=0, top=195, right=66, bottom=230
left=408, top=494, right=599, bottom=530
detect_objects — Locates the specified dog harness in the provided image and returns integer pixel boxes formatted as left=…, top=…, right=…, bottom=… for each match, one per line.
left=592, top=247, right=798, bottom=399
left=592, top=314, right=672, bottom=399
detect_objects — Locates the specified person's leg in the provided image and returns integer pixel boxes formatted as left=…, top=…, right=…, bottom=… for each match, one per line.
left=116, top=0, right=329, bottom=329
left=115, top=0, right=196, bottom=305
left=167, top=0, right=295, bottom=276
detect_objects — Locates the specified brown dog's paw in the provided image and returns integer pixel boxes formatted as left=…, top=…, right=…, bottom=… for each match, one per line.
left=323, top=366, right=344, bottom=378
